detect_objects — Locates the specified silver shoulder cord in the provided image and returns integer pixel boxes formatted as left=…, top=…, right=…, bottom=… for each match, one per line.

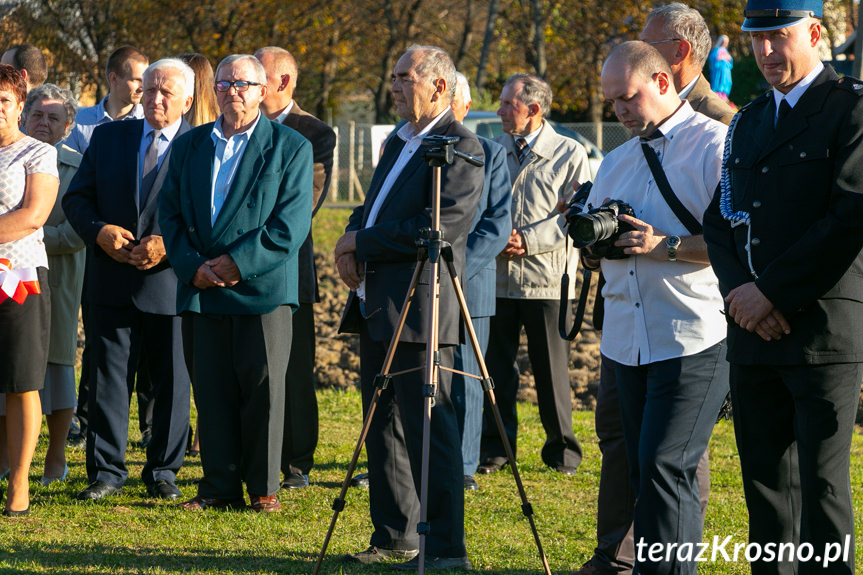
left=718, top=111, right=759, bottom=279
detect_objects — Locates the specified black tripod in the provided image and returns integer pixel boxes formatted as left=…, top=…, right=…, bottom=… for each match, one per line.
left=313, top=135, right=552, bottom=575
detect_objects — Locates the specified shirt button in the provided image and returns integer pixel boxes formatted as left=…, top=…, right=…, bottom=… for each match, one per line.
left=751, top=238, right=761, bottom=246
left=188, top=226, right=196, bottom=233
left=635, top=302, right=640, bottom=308
left=752, top=201, right=762, bottom=208
left=799, top=151, right=807, bottom=159
left=629, top=271, right=634, bottom=276
left=761, top=166, right=769, bottom=173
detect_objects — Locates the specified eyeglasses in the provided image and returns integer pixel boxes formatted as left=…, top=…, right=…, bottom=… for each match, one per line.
left=647, top=38, right=682, bottom=46
left=214, top=80, right=262, bottom=93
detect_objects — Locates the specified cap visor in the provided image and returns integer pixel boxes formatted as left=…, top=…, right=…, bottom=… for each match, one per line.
left=741, top=16, right=807, bottom=32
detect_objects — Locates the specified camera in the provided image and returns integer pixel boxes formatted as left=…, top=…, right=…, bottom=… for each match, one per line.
left=566, top=195, right=636, bottom=260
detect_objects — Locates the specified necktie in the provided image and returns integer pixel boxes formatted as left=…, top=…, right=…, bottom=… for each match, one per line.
left=516, top=137, right=529, bottom=164
left=776, top=99, right=791, bottom=128
left=140, top=130, right=162, bottom=205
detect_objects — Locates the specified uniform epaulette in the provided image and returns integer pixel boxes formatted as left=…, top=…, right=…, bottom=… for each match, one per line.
left=737, top=91, right=771, bottom=113
left=836, top=76, right=863, bottom=95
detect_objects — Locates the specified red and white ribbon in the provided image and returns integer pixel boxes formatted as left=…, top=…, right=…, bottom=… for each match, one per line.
left=0, top=258, right=40, bottom=305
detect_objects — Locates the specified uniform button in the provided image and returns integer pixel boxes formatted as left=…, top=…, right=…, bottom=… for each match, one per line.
left=752, top=201, right=762, bottom=208
left=734, top=158, right=740, bottom=164
left=800, top=151, right=807, bottom=159
left=751, top=238, right=761, bottom=247
left=761, top=166, right=769, bottom=173
left=237, top=229, right=244, bottom=235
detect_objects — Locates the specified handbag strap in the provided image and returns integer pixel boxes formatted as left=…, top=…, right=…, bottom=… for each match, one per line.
left=640, top=142, right=702, bottom=235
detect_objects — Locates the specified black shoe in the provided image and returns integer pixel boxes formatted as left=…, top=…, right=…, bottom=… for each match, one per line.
left=343, top=546, right=419, bottom=564
left=554, top=465, right=577, bottom=476
left=463, top=475, right=479, bottom=491
left=66, top=432, right=86, bottom=449
left=76, top=481, right=122, bottom=501
left=280, top=473, right=309, bottom=490
left=351, top=472, right=369, bottom=488
left=146, top=480, right=181, bottom=500
left=392, top=555, right=472, bottom=571
left=477, top=459, right=507, bottom=474
left=139, top=428, right=152, bottom=449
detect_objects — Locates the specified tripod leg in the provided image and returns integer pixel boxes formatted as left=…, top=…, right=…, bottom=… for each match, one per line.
left=312, top=260, right=427, bottom=575
left=446, top=259, right=553, bottom=575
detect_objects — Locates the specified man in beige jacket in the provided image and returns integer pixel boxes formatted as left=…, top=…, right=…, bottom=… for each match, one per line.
left=478, top=73, right=590, bottom=476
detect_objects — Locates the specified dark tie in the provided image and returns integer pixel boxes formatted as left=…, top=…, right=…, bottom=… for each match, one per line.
left=140, top=130, right=162, bottom=205
left=776, top=99, right=791, bottom=128
left=515, top=137, right=529, bottom=164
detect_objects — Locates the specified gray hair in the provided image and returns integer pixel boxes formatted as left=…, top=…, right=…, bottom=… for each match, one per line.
left=503, top=73, right=552, bottom=118
left=403, top=44, right=457, bottom=103
left=23, top=82, right=77, bottom=137
left=454, top=72, right=472, bottom=105
left=215, top=54, right=267, bottom=86
left=646, top=3, right=712, bottom=70
left=145, top=58, right=195, bottom=100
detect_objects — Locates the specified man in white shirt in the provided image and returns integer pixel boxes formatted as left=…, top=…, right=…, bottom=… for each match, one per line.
left=65, top=46, right=148, bottom=155
left=581, top=41, right=729, bottom=575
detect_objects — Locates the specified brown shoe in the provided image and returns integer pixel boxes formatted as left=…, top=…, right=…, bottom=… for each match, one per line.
left=249, top=493, right=281, bottom=513
left=178, top=495, right=246, bottom=511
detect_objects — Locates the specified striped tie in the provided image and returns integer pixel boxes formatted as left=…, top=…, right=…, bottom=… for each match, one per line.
left=516, top=137, right=529, bottom=164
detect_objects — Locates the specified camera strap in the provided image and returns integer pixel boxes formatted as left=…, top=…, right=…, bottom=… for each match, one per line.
left=640, top=143, right=703, bottom=235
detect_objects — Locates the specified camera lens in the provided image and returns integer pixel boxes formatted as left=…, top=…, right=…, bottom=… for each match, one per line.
left=570, top=212, right=618, bottom=247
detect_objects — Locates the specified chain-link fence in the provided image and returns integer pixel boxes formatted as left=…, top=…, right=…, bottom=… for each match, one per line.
left=327, top=121, right=632, bottom=204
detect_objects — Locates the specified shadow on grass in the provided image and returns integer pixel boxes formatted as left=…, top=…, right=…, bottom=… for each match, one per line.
left=2, top=542, right=547, bottom=574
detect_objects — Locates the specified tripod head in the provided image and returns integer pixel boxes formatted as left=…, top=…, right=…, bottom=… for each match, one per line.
left=422, top=135, right=484, bottom=168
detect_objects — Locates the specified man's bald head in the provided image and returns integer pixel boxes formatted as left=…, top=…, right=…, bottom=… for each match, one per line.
left=255, top=46, right=299, bottom=118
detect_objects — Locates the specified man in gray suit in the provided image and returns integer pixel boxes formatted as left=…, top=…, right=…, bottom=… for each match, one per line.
left=448, top=72, right=511, bottom=491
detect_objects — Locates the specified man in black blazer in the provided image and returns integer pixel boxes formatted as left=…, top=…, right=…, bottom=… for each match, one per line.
left=160, top=54, right=312, bottom=513
left=63, top=58, right=194, bottom=501
left=335, top=45, right=483, bottom=570
left=704, top=2, right=863, bottom=573
left=255, top=46, right=337, bottom=490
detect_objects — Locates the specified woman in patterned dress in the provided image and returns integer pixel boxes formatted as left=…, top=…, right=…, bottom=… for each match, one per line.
left=0, top=64, right=59, bottom=516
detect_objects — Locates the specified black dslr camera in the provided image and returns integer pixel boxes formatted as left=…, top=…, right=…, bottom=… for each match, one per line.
left=564, top=182, right=636, bottom=260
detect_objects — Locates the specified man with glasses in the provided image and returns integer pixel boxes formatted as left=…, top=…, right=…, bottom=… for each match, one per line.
left=160, top=54, right=313, bottom=513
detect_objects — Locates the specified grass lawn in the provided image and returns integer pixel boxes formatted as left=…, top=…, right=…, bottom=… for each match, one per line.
left=2, top=387, right=862, bottom=574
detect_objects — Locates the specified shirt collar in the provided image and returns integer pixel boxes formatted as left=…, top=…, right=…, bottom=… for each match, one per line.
left=211, top=111, right=262, bottom=144
left=641, top=100, right=695, bottom=143
left=397, top=108, right=449, bottom=143
left=142, top=117, right=183, bottom=143
left=518, top=120, right=544, bottom=148
left=773, top=61, right=824, bottom=109
left=98, top=96, right=144, bottom=121
left=274, top=100, right=295, bottom=124
left=678, top=75, right=699, bottom=99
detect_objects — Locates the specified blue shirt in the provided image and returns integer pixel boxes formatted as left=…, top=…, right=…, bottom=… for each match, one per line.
left=209, top=112, right=262, bottom=226
left=64, top=96, right=144, bottom=155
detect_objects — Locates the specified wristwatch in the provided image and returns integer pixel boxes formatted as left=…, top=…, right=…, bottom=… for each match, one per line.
left=666, top=235, right=681, bottom=261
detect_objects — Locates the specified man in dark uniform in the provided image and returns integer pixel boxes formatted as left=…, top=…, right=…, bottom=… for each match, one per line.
left=703, top=1, right=863, bottom=573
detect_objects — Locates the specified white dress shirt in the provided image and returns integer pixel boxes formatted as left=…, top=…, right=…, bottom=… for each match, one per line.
left=586, top=101, right=728, bottom=366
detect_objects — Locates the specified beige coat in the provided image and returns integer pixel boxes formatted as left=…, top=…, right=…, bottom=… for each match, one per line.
left=44, top=143, right=84, bottom=365
left=494, top=122, right=591, bottom=299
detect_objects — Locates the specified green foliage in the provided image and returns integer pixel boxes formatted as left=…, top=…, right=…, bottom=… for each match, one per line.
left=3, top=387, right=862, bottom=573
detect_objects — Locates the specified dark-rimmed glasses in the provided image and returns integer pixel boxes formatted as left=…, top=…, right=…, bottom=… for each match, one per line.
left=647, top=38, right=682, bottom=46
left=214, top=80, right=262, bottom=93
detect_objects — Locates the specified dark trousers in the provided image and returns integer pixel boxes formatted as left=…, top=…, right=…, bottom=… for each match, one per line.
left=481, top=298, right=582, bottom=469
left=591, top=355, right=713, bottom=575
left=361, top=323, right=466, bottom=558
left=730, top=362, right=860, bottom=575
left=85, top=303, right=189, bottom=488
left=183, top=306, right=292, bottom=499
left=281, top=301, right=318, bottom=476
left=615, top=342, right=728, bottom=575
left=451, top=315, right=490, bottom=477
